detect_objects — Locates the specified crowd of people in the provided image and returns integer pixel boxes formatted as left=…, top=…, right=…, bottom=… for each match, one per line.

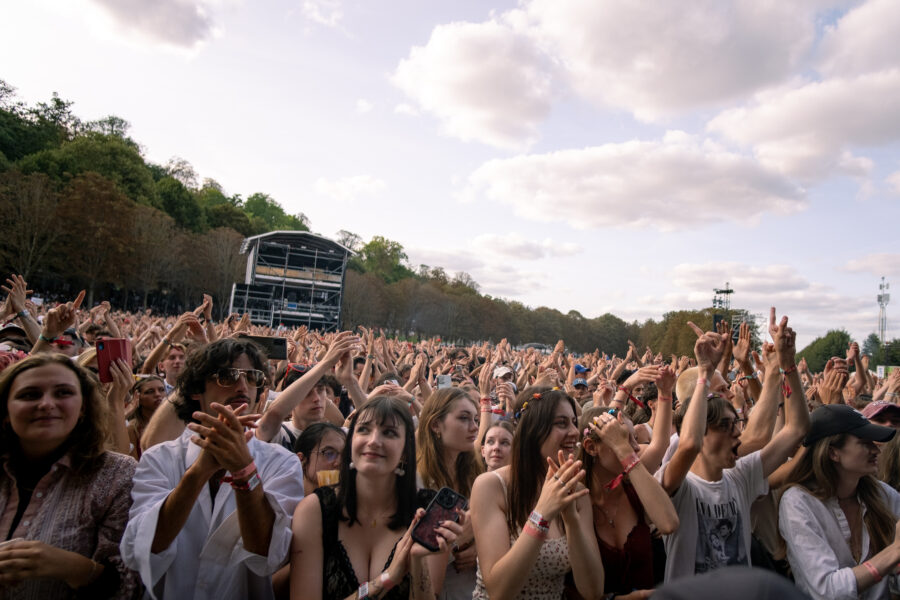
left=1, top=271, right=900, bottom=599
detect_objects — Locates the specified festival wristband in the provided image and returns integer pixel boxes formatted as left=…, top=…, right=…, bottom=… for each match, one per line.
left=230, top=460, right=257, bottom=480
left=528, top=510, right=549, bottom=530
left=697, top=378, right=708, bottom=387
left=657, top=395, right=672, bottom=402
left=379, top=572, right=395, bottom=592
left=522, top=522, right=548, bottom=542
left=863, top=561, right=882, bottom=582
left=619, top=452, right=640, bottom=470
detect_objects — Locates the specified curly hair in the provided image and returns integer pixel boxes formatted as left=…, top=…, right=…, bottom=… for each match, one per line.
left=0, top=353, right=108, bottom=477
left=173, top=338, right=268, bottom=423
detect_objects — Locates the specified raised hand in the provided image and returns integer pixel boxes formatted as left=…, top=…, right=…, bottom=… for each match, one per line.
left=42, top=290, right=86, bottom=339
left=733, top=322, right=752, bottom=366
left=655, top=364, right=676, bottom=397
left=687, top=321, right=727, bottom=372
left=771, top=311, right=797, bottom=370
left=1, top=274, right=31, bottom=317
left=187, top=402, right=254, bottom=474
left=535, top=451, right=589, bottom=523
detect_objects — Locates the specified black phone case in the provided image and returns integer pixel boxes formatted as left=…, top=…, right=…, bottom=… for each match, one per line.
left=411, top=487, right=468, bottom=552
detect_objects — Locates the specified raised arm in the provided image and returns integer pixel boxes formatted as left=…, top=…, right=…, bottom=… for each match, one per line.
left=759, top=311, right=810, bottom=477
left=639, top=365, right=675, bottom=474
left=661, top=323, right=726, bottom=495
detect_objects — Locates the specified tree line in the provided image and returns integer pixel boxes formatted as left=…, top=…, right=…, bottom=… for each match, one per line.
left=1, top=79, right=895, bottom=360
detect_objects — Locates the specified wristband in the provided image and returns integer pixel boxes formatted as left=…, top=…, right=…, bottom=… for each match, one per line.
left=622, top=455, right=641, bottom=477
left=697, top=377, right=708, bottom=387
left=522, top=522, right=548, bottom=542
left=230, top=460, right=257, bottom=480
left=16, top=309, right=30, bottom=319
left=39, top=333, right=54, bottom=343
left=480, top=397, right=491, bottom=405
left=358, top=581, right=370, bottom=599
left=528, top=510, right=549, bottom=530
left=863, top=561, right=882, bottom=582
left=227, top=471, right=260, bottom=491
left=780, top=365, right=797, bottom=375
left=657, top=395, right=672, bottom=402
left=740, top=373, right=758, bottom=381
left=481, top=407, right=493, bottom=413
left=619, top=452, right=640, bottom=470
left=162, top=337, right=173, bottom=347
left=379, top=572, right=395, bottom=592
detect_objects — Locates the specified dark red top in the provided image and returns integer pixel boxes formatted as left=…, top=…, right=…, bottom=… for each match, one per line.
left=597, top=483, right=655, bottom=594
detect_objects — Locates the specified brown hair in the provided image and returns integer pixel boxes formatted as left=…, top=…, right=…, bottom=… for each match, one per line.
left=507, top=388, right=577, bottom=536
left=878, top=434, right=900, bottom=493
left=416, top=387, right=483, bottom=497
left=782, top=434, right=896, bottom=556
left=0, top=353, right=108, bottom=476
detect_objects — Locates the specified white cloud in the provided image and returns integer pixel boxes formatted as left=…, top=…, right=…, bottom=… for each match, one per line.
left=707, top=70, right=900, bottom=180
left=391, top=19, right=557, bottom=150
left=355, top=99, right=373, bottom=114
left=661, top=262, right=877, bottom=346
left=313, top=175, right=386, bottom=202
left=518, top=0, right=822, bottom=121
left=301, top=0, right=342, bottom=27
left=471, top=233, right=580, bottom=260
left=393, top=103, right=419, bottom=117
left=887, top=170, right=900, bottom=194
left=463, top=132, right=805, bottom=230
left=819, top=0, right=900, bottom=76
left=843, top=254, right=900, bottom=279
left=88, top=0, right=216, bottom=48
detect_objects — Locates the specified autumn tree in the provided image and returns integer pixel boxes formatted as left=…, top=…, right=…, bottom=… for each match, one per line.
left=0, top=170, right=62, bottom=279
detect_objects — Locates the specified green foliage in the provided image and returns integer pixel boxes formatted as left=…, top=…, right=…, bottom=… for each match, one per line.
left=18, top=133, right=159, bottom=207
left=798, top=329, right=851, bottom=373
left=863, top=333, right=882, bottom=359
left=356, top=236, right=415, bottom=283
left=156, top=177, right=205, bottom=232
left=205, top=203, right=253, bottom=236
left=243, top=192, right=309, bottom=232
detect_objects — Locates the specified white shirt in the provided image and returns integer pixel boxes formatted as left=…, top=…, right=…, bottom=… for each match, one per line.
left=656, top=450, right=768, bottom=582
left=121, top=429, right=304, bottom=600
left=779, top=482, right=900, bottom=600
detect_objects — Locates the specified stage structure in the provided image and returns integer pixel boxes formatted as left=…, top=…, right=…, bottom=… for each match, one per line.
left=229, top=231, right=353, bottom=332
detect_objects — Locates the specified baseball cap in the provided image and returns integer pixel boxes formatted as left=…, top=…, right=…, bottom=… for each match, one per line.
left=573, top=378, right=588, bottom=388
left=574, top=364, right=590, bottom=374
left=862, top=401, right=900, bottom=421
left=493, top=366, right=513, bottom=379
left=804, top=404, right=896, bottom=447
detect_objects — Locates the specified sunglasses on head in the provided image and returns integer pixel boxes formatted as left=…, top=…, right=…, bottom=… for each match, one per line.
left=214, top=368, right=266, bottom=388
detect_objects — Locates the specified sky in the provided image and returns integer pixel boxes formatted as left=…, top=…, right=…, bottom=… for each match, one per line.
left=2, top=0, right=899, bottom=349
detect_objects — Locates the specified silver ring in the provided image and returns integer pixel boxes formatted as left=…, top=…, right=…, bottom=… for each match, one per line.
left=558, top=478, right=568, bottom=486
left=552, top=474, right=560, bottom=481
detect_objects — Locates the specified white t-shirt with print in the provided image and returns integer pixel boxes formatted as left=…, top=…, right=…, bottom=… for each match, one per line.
left=655, top=450, right=768, bottom=582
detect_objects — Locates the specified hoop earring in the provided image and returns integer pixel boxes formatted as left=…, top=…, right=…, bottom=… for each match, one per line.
left=394, top=462, right=406, bottom=477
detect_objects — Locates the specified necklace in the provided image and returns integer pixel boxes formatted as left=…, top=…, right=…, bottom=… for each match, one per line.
left=360, top=510, right=393, bottom=528
left=592, top=491, right=622, bottom=526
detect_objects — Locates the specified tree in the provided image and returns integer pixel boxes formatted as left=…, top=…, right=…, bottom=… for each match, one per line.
left=798, top=330, right=852, bottom=373
left=128, top=205, right=177, bottom=308
left=57, top=173, right=134, bottom=306
left=863, top=333, right=883, bottom=359
left=336, top=229, right=363, bottom=252
left=157, top=177, right=205, bottom=231
left=194, top=228, right=246, bottom=318
left=205, top=203, right=253, bottom=236
left=165, top=157, right=198, bottom=189
left=0, top=170, right=62, bottom=279
left=243, top=192, right=309, bottom=232
left=356, top=236, right=415, bottom=283
left=18, top=132, right=159, bottom=207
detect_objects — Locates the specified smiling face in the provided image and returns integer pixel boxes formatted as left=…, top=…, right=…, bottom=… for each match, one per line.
left=830, top=435, right=880, bottom=477
left=481, top=424, right=513, bottom=471
left=539, top=399, right=579, bottom=459
left=6, top=363, right=83, bottom=459
left=352, top=410, right=407, bottom=476
left=433, top=397, right=480, bottom=454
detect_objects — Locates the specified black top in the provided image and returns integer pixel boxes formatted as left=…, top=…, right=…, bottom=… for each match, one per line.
left=315, top=486, right=410, bottom=599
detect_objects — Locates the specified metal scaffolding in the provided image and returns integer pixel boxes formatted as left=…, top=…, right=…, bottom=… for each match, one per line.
left=229, top=231, right=353, bottom=332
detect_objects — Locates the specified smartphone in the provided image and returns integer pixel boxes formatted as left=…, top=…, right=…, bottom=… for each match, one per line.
left=412, top=487, right=468, bottom=552
left=244, top=335, right=288, bottom=360
left=436, top=374, right=452, bottom=389
left=96, top=338, right=132, bottom=383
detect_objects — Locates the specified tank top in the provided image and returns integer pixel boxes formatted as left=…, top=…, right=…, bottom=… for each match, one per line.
left=472, top=472, right=571, bottom=599
left=315, top=486, right=410, bottom=599
left=596, top=482, right=654, bottom=593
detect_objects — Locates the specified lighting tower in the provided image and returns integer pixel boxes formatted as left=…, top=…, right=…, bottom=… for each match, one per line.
left=878, top=277, right=890, bottom=345
left=712, top=282, right=733, bottom=311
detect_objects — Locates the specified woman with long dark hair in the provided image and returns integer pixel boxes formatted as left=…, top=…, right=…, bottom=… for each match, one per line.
left=290, top=395, right=462, bottom=599
left=780, top=404, right=900, bottom=599
left=470, top=388, right=604, bottom=599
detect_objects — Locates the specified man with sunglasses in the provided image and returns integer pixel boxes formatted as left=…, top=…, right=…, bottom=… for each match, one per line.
left=122, top=338, right=304, bottom=600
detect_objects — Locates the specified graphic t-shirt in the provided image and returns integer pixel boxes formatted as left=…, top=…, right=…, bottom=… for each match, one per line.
left=655, top=450, right=768, bottom=582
